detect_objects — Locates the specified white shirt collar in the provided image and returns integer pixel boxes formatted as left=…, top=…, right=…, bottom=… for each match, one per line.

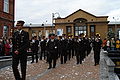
left=17, top=30, right=22, bottom=34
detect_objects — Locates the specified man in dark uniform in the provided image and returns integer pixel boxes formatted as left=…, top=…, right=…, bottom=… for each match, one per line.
left=40, top=36, right=46, bottom=60
left=47, top=33, right=58, bottom=69
left=31, top=36, right=39, bottom=63
left=66, top=35, right=73, bottom=61
left=12, top=20, right=29, bottom=80
left=60, top=34, right=68, bottom=64
left=93, top=34, right=102, bottom=66
left=76, top=34, right=84, bottom=64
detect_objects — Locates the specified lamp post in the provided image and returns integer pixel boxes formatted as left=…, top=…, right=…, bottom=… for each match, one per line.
left=43, top=20, right=47, bottom=37
left=113, top=17, right=119, bottom=39
left=52, top=12, right=60, bottom=33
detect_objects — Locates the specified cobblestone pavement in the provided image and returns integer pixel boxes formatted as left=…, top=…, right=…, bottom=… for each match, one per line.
left=0, top=51, right=99, bottom=80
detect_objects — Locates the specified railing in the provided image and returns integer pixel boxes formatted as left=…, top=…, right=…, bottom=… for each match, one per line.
left=100, top=50, right=119, bottom=80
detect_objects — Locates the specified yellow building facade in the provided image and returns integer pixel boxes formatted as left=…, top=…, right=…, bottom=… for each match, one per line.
left=22, top=9, right=109, bottom=39
left=55, top=9, right=109, bottom=39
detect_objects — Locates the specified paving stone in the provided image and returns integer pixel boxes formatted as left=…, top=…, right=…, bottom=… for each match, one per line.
left=0, top=51, right=99, bottom=80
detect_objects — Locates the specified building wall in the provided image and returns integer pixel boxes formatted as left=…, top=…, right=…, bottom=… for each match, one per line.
left=22, top=27, right=54, bottom=39
left=22, top=9, right=109, bottom=40
left=95, top=23, right=108, bottom=39
left=0, top=0, right=15, bottom=38
left=55, top=10, right=107, bottom=23
left=55, top=9, right=108, bottom=39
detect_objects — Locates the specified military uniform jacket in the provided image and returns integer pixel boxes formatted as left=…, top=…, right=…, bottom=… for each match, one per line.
left=31, top=40, right=39, bottom=52
left=12, top=30, right=29, bottom=54
left=40, top=39, right=46, bottom=50
left=93, top=38, right=102, bottom=50
left=47, top=39, right=58, bottom=53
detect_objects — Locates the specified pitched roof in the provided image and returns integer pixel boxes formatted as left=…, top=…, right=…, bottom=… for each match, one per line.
left=63, top=9, right=108, bottom=19
left=23, top=24, right=54, bottom=28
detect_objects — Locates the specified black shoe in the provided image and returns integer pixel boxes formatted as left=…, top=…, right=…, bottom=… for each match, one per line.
left=39, top=58, right=42, bottom=60
left=61, top=62, right=63, bottom=64
left=48, top=67, right=52, bottom=69
left=76, top=62, right=79, bottom=64
left=53, top=66, right=56, bottom=68
left=31, top=62, right=34, bottom=63
left=94, top=64, right=96, bottom=66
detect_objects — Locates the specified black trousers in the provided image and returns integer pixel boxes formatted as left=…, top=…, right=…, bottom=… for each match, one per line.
left=76, top=50, right=82, bottom=64
left=60, top=49, right=67, bottom=64
left=40, top=49, right=46, bottom=60
left=31, top=51, right=38, bottom=63
left=94, top=49, right=100, bottom=65
left=48, top=52, right=57, bottom=68
left=12, top=53, right=27, bottom=80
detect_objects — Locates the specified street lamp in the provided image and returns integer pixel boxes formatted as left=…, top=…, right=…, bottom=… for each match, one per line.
left=113, top=17, right=119, bottom=39
left=52, top=12, right=60, bottom=33
left=42, top=20, right=47, bottom=37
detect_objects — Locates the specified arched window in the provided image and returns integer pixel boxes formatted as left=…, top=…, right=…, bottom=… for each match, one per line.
left=74, top=18, right=87, bottom=36
left=74, top=18, right=87, bottom=23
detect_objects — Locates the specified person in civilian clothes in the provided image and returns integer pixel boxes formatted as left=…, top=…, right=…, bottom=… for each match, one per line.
left=47, top=34, right=58, bottom=69
left=31, top=36, right=39, bottom=63
left=4, top=39, right=11, bottom=56
left=12, top=20, right=29, bottom=80
left=93, top=34, right=102, bottom=66
left=0, top=39, right=3, bottom=56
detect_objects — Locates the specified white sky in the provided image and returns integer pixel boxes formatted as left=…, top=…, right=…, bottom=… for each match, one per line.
left=15, top=0, right=120, bottom=24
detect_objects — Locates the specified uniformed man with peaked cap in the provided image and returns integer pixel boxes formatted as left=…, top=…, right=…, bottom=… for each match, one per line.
left=46, top=33, right=58, bottom=69
left=12, top=20, right=29, bottom=80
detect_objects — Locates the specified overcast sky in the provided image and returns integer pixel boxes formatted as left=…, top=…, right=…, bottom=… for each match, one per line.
left=15, top=0, right=120, bottom=24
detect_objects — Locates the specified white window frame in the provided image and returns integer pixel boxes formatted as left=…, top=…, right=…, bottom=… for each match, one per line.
left=4, top=0, right=9, bottom=13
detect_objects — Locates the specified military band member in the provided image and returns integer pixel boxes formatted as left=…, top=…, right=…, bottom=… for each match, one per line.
left=12, top=20, right=29, bottom=80
left=57, top=36, right=62, bottom=59
left=76, top=34, right=83, bottom=64
left=47, top=34, right=58, bottom=69
left=74, top=36, right=81, bottom=64
left=66, top=35, right=73, bottom=61
left=93, top=34, right=102, bottom=66
left=61, top=34, right=68, bottom=64
left=40, top=36, right=46, bottom=60
left=31, top=36, right=39, bottom=63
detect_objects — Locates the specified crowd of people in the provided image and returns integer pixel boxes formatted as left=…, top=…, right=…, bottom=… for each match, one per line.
left=29, top=33, right=120, bottom=67
left=102, top=38, right=120, bottom=51
left=0, top=38, right=12, bottom=56
left=0, top=35, right=120, bottom=57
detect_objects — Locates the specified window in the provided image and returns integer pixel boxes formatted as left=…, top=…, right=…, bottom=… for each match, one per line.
left=4, top=0, right=9, bottom=13
left=74, top=18, right=87, bottom=36
left=66, top=26, right=71, bottom=34
left=67, top=27, right=71, bottom=33
left=90, top=25, right=95, bottom=37
left=108, top=27, right=112, bottom=32
left=118, top=31, right=120, bottom=39
left=57, top=29, right=63, bottom=36
left=3, top=26, right=8, bottom=37
left=75, top=26, right=86, bottom=36
left=91, top=26, right=95, bottom=32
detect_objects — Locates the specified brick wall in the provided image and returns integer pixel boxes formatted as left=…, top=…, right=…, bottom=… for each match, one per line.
left=0, top=0, right=14, bottom=38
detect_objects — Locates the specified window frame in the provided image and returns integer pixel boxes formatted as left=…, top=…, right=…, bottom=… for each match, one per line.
left=3, top=0, right=9, bottom=13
